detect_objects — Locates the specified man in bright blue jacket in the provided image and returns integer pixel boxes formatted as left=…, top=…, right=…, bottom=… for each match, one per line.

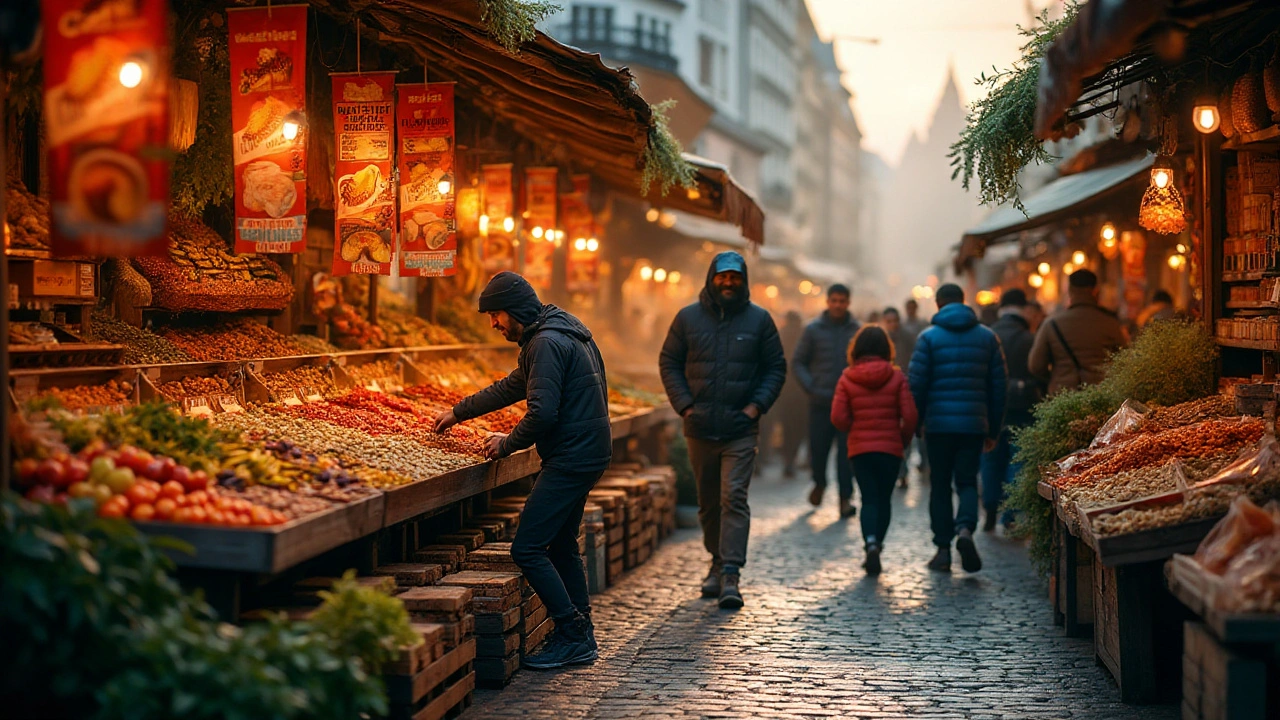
left=908, top=284, right=1006, bottom=574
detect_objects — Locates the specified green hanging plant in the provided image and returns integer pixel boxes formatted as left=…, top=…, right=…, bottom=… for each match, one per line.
left=641, top=100, right=696, bottom=197
left=478, top=0, right=562, bottom=54
left=949, top=3, right=1080, bottom=211
left=170, top=9, right=235, bottom=217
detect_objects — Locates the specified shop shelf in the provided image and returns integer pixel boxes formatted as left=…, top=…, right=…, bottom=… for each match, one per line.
left=1222, top=271, right=1265, bottom=283
left=1222, top=124, right=1280, bottom=152
left=1225, top=300, right=1277, bottom=309
left=1215, top=337, right=1280, bottom=351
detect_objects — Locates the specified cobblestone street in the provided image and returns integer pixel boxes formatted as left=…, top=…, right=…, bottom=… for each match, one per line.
left=467, top=466, right=1179, bottom=719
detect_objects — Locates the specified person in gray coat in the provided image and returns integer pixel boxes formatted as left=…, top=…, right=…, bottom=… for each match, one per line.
left=659, top=251, right=786, bottom=609
left=793, top=284, right=860, bottom=517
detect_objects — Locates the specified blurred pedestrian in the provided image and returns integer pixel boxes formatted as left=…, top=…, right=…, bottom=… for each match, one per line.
left=866, top=309, right=882, bottom=324
left=902, top=298, right=928, bottom=338
left=434, top=271, right=610, bottom=669
left=1025, top=300, right=1046, bottom=333
left=908, top=284, right=1006, bottom=574
left=1029, top=269, right=1128, bottom=396
left=902, top=298, right=929, bottom=478
left=794, top=284, right=860, bottom=517
left=981, top=289, right=1042, bottom=532
left=659, top=251, right=786, bottom=609
left=761, top=311, right=808, bottom=477
left=882, top=307, right=918, bottom=488
left=1136, top=289, right=1176, bottom=331
left=831, top=325, right=918, bottom=575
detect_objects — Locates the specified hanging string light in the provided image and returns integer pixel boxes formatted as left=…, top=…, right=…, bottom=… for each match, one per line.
left=1138, top=117, right=1187, bottom=235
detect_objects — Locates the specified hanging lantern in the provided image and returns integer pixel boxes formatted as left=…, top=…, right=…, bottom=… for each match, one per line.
left=1097, top=222, right=1120, bottom=260
left=1138, top=161, right=1187, bottom=235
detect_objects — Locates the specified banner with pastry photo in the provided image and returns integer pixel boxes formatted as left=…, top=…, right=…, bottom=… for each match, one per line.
left=563, top=174, right=599, bottom=294
left=42, top=0, right=170, bottom=257
left=330, top=71, right=397, bottom=276
left=481, top=163, right=516, bottom=274
left=397, top=82, right=456, bottom=277
left=523, top=167, right=558, bottom=291
left=227, top=5, right=308, bottom=254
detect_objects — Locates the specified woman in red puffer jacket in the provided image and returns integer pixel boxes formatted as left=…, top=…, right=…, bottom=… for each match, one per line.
left=831, top=325, right=918, bottom=575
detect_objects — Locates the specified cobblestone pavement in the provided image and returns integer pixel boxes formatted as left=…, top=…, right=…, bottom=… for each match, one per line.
left=467, top=466, right=1178, bottom=719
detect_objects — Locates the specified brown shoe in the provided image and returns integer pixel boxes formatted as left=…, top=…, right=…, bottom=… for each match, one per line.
left=838, top=497, right=856, bottom=518
left=808, top=484, right=824, bottom=507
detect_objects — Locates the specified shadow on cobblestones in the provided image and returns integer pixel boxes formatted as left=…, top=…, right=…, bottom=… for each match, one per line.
left=465, top=465, right=1178, bottom=720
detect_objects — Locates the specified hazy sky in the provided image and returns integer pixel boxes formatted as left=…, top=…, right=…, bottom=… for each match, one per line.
left=808, top=0, right=1046, bottom=167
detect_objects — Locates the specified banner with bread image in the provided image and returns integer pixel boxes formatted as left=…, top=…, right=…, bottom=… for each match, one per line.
left=42, top=0, right=170, bottom=257
left=397, top=82, right=457, bottom=277
left=227, top=5, right=307, bottom=254
left=331, top=71, right=397, bottom=276
left=480, top=164, right=516, bottom=275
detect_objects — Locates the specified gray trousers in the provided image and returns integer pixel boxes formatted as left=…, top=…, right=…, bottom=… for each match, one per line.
left=686, top=434, right=757, bottom=568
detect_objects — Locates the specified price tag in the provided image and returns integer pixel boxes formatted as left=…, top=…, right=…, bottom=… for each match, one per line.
left=279, top=389, right=303, bottom=406
left=334, top=356, right=348, bottom=366
left=214, top=394, right=244, bottom=414
left=301, top=386, right=323, bottom=403
left=367, top=380, right=382, bottom=392
left=182, top=397, right=213, bottom=417
left=1270, top=279, right=1280, bottom=306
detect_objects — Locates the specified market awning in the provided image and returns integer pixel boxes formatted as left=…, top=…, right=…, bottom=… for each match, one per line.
left=666, top=210, right=750, bottom=250
left=961, top=154, right=1154, bottom=243
left=313, top=0, right=764, bottom=242
left=1035, top=0, right=1272, bottom=139
left=793, top=256, right=857, bottom=287
left=647, top=155, right=766, bottom=245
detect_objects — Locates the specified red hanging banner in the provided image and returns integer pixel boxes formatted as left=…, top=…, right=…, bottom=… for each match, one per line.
left=397, top=82, right=457, bottom=277
left=227, top=5, right=308, bottom=254
left=523, top=167, right=558, bottom=290
left=330, top=72, right=397, bottom=276
left=481, top=163, right=516, bottom=275
left=562, top=174, right=599, bottom=294
left=42, top=0, right=170, bottom=258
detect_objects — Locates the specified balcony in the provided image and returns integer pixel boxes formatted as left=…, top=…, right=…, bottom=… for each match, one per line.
left=555, top=23, right=678, bottom=73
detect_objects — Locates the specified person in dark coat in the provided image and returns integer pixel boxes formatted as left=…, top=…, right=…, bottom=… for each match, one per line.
left=659, top=251, right=787, bottom=609
left=882, top=306, right=918, bottom=488
left=908, top=284, right=1006, bottom=574
left=434, top=271, right=610, bottom=669
left=794, top=284, right=860, bottom=517
left=981, top=289, right=1042, bottom=532
left=761, top=311, right=808, bottom=477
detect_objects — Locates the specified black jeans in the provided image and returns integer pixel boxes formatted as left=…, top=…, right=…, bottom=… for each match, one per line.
left=925, top=433, right=984, bottom=547
left=852, top=452, right=899, bottom=546
left=808, top=403, right=854, bottom=500
left=510, top=467, right=601, bottom=621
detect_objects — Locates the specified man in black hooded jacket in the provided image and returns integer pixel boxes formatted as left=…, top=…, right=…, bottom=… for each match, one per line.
left=434, top=271, right=611, bottom=670
left=659, top=251, right=787, bottom=609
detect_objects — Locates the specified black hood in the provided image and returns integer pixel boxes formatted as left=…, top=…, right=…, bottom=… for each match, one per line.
left=700, top=251, right=750, bottom=314
left=520, top=304, right=592, bottom=346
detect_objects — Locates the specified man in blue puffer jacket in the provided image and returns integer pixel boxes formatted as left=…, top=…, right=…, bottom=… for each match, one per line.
left=660, top=251, right=787, bottom=609
left=908, top=284, right=1007, bottom=574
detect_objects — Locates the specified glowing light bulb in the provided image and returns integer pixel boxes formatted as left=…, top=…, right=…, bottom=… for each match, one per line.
left=586, top=238, right=599, bottom=252
left=765, top=285, right=779, bottom=299
left=1028, top=274, right=1044, bottom=288
left=1072, top=251, right=1086, bottom=266
left=1038, top=262, right=1051, bottom=276
left=687, top=188, right=701, bottom=200
left=479, top=215, right=490, bottom=233
left=654, top=268, right=667, bottom=283
left=668, top=271, right=681, bottom=283
left=1193, top=104, right=1220, bottom=134
left=1063, top=262, right=1075, bottom=275
left=1153, top=168, right=1171, bottom=189
left=646, top=208, right=660, bottom=223
left=1169, top=254, right=1186, bottom=270
left=1177, top=243, right=1188, bottom=254
left=639, top=265, right=653, bottom=281
left=437, top=179, right=452, bottom=195
left=1100, top=223, right=1116, bottom=242
left=799, top=280, right=813, bottom=294
left=502, top=217, right=515, bottom=233
left=574, top=238, right=587, bottom=251
left=119, top=61, right=144, bottom=88
left=531, top=226, right=544, bottom=239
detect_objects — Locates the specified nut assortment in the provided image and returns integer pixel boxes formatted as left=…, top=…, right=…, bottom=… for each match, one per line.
left=37, top=380, right=132, bottom=410
left=1063, top=453, right=1239, bottom=525
left=344, top=359, right=401, bottom=388
left=1137, top=395, right=1237, bottom=436
left=290, top=333, right=340, bottom=355
left=159, top=319, right=305, bottom=361
left=259, top=365, right=337, bottom=399
left=1092, top=476, right=1280, bottom=537
left=5, top=176, right=50, bottom=252
left=90, top=312, right=194, bottom=364
left=158, top=376, right=234, bottom=401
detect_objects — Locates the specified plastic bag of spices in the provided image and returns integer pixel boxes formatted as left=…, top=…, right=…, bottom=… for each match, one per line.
left=1089, top=399, right=1150, bottom=449
left=1194, top=433, right=1280, bottom=491
left=1194, top=495, right=1277, bottom=575
left=1215, top=525, right=1280, bottom=613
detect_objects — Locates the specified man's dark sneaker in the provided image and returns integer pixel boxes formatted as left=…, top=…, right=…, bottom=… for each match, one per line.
left=522, top=613, right=597, bottom=669
left=838, top=496, right=857, bottom=518
left=956, top=528, right=983, bottom=572
left=863, top=543, right=882, bottom=575
left=983, top=511, right=998, bottom=533
left=718, top=567, right=744, bottom=610
left=580, top=611, right=598, bottom=652
left=927, top=546, right=952, bottom=572
left=808, top=484, right=824, bottom=507
left=700, top=564, right=722, bottom=598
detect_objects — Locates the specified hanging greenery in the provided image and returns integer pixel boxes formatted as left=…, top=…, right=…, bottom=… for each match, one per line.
left=170, top=9, right=235, bottom=217
left=949, top=3, right=1080, bottom=211
left=642, top=100, right=697, bottom=197
left=478, top=0, right=562, bottom=54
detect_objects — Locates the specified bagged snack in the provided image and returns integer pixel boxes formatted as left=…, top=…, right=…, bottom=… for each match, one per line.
left=1089, top=399, right=1150, bottom=449
left=1216, top=532, right=1280, bottom=613
left=1194, top=433, right=1280, bottom=490
left=1194, top=495, right=1277, bottom=574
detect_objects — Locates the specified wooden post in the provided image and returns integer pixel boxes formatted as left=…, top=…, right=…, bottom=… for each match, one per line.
left=417, top=277, right=436, bottom=322
left=367, top=276, right=379, bottom=325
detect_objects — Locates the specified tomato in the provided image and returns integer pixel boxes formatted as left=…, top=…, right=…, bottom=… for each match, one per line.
left=216, top=496, right=236, bottom=511
left=63, top=458, right=90, bottom=487
left=229, top=513, right=251, bottom=527
left=98, top=501, right=127, bottom=519
left=130, top=503, right=156, bottom=522
left=207, top=509, right=227, bottom=526
left=172, top=507, right=193, bottom=523
left=36, top=459, right=66, bottom=489
left=232, top=499, right=252, bottom=513
left=125, top=484, right=158, bottom=507
left=159, top=481, right=184, bottom=500
left=186, top=490, right=208, bottom=506
left=154, top=498, right=177, bottom=520
left=188, top=506, right=208, bottom=524
left=14, top=458, right=40, bottom=489
left=268, top=510, right=288, bottom=525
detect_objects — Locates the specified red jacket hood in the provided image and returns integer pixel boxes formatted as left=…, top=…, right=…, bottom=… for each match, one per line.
left=844, top=357, right=895, bottom=390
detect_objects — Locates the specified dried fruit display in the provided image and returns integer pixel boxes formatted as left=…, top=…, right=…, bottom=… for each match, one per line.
left=90, top=312, right=194, bottom=364
left=157, top=376, right=233, bottom=401
left=344, top=359, right=400, bottom=388
left=5, top=175, right=50, bottom=252
left=1092, top=476, right=1280, bottom=537
left=259, top=365, right=337, bottom=399
left=159, top=319, right=305, bottom=361
left=290, top=333, right=340, bottom=355
left=230, top=484, right=334, bottom=519
left=1137, top=396, right=1236, bottom=436
left=132, top=215, right=294, bottom=312
left=37, top=381, right=133, bottom=411
left=328, top=301, right=386, bottom=350
left=378, top=307, right=461, bottom=348
left=1062, top=453, right=1238, bottom=525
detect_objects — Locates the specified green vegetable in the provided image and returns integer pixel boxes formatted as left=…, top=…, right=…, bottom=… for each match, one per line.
left=309, top=570, right=421, bottom=676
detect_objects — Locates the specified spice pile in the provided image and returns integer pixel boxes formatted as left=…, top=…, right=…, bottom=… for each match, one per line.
left=159, top=319, right=305, bottom=361
left=344, top=359, right=400, bottom=388
left=258, top=365, right=337, bottom=399
left=290, top=333, right=340, bottom=355
left=5, top=176, right=50, bottom=252
left=90, top=312, right=194, bottom=364
left=36, top=381, right=133, bottom=411
left=158, top=376, right=234, bottom=401
left=1062, top=453, right=1239, bottom=525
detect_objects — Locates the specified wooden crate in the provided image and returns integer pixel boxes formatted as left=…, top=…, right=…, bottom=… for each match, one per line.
left=435, top=531, right=486, bottom=552
left=386, top=624, right=447, bottom=676
left=1053, top=514, right=1094, bottom=638
left=475, top=630, right=521, bottom=659
left=374, top=563, right=445, bottom=587
left=474, top=652, right=521, bottom=688
left=1092, top=558, right=1189, bottom=703
left=385, top=639, right=476, bottom=720
left=1182, top=622, right=1269, bottom=720
left=521, top=617, right=553, bottom=657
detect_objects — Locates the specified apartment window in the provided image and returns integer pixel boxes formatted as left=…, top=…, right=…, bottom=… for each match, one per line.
left=699, top=37, right=715, bottom=88
left=635, top=13, right=672, bottom=55
left=570, top=5, right=613, bottom=43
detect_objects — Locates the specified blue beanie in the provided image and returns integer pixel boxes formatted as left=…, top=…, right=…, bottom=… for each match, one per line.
left=477, top=272, right=543, bottom=326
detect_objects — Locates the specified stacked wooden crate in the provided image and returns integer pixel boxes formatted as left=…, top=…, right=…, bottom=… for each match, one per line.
left=587, top=488, right=628, bottom=585
left=383, top=617, right=476, bottom=720
left=373, top=562, right=446, bottom=588
left=582, top=502, right=608, bottom=594
left=398, top=586, right=476, bottom=651
left=439, top=571, right=526, bottom=687
left=460, top=541, right=553, bottom=661
left=596, top=476, right=654, bottom=570
left=637, top=466, right=678, bottom=539
left=414, top=545, right=468, bottom=574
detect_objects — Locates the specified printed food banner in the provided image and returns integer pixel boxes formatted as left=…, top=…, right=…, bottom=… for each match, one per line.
left=331, top=72, right=397, bottom=276
left=523, top=167, right=558, bottom=291
left=481, top=163, right=516, bottom=274
left=397, top=82, right=456, bottom=277
left=563, top=174, right=599, bottom=294
left=42, top=0, right=170, bottom=257
left=227, top=5, right=307, bottom=254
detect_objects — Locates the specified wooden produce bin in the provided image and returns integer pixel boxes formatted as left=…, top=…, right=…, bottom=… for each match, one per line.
left=10, top=365, right=141, bottom=411
left=137, top=361, right=248, bottom=414
left=244, top=355, right=344, bottom=403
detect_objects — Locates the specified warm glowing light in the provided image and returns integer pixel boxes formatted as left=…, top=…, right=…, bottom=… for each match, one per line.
left=911, top=285, right=935, bottom=300
left=1168, top=254, right=1187, bottom=270
left=1038, top=262, right=1051, bottom=276
left=479, top=215, right=490, bottom=234
left=437, top=179, right=452, bottom=195
left=687, top=188, right=701, bottom=200
left=799, top=280, right=814, bottom=294
left=1100, top=223, right=1116, bottom=242
left=574, top=238, right=587, bottom=251
left=1193, top=104, right=1221, bottom=134
left=975, top=289, right=999, bottom=306
left=811, top=285, right=823, bottom=296
left=586, top=238, right=599, bottom=252
left=926, top=275, right=939, bottom=287
left=654, top=268, right=668, bottom=283
left=765, top=285, right=779, bottom=299
left=119, top=61, right=144, bottom=88
left=1153, top=168, right=1172, bottom=189
left=281, top=120, right=300, bottom=141
left=1063, top=262, right=1075, bottom=274
left=502, top=216, right=515, bottom=233
left=646, top=208, right=660, bottom=223
left=668, top=271, right=681, bottom=283
left=639, top=265, right=653, bottom=281
left=1072, top=251, right=1086, bottom=266
left=531, top=226, right=544, bottom=239
left=1028, top=274, right=1044, bottom=288
left=1177, top=243, right=1188, bottom=254
left=659, top=211, right=677, bottom=229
